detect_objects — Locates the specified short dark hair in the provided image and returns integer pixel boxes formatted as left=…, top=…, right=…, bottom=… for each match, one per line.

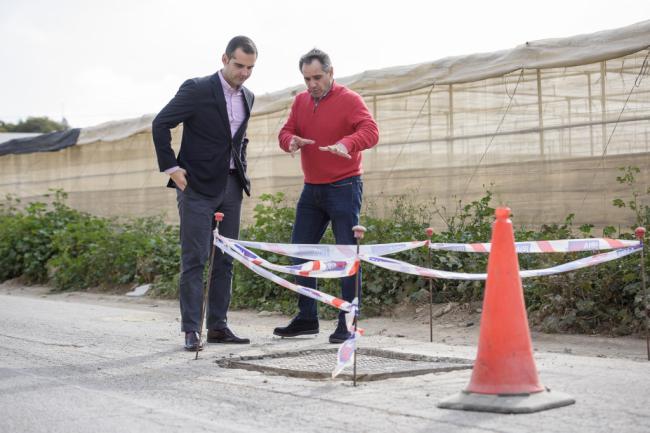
left=225, top=36, right=257, bottom=58
left=299, top=48, right=332, bottom=72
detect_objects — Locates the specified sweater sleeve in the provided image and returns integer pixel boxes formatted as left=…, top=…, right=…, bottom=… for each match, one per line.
left=278, top=98, right=299, bottom=153
left=337, top=93, right=379, bottom=153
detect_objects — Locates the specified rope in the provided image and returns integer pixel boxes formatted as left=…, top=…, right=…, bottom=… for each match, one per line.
left=380, top=83, right=436, bottom=192
left=461, top=69, right=525, bottom=196
left=579, top=48, right=650, bottom=208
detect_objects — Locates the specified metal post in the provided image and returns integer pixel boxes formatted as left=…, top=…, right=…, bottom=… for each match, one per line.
left=425, top=227, right=434, bottom=342
left=566, top=97, right=572, bottom=157
left=448, top=84, right=454, bottom=163
left=352, top=225, right=367, bottom=386
left=536, top=69, right=545, bottom=157
left=600, top=61, right=607, bottom=154
left=427, top=92, right=432, bottom=153
left=635, top=227, right=649, bottom=360
left=587, top=72, right=594, bottom=156
left=195, top=212, right=223, bottom=360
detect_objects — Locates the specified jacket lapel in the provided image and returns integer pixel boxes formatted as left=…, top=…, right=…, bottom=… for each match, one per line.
left=209, top=73, right=231, bottom=135
left=243, top=87, right=253, bottom=116
left=232, top=87, right=253, bottom=140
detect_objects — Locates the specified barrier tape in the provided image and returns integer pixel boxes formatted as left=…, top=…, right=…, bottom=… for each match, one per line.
left=227, top=236, right=637, bottom=258
left=332, top=298, right=361, bottom=379
left=215, top=237, right=353, bottom=312
left=519, top=245, right=642, bottom=278
left=332, top=331, right=359, bottom=379
left=232, top=238, right=427, bottom=260
left=360, top=246, right=642, bottom=280
left=218, top=235, right=359, bottom=278
left=218, top=232, right=642, bottom=378
left=430, top=238, right=639, bottom=253
left=220, top=234, right=642, bottom=282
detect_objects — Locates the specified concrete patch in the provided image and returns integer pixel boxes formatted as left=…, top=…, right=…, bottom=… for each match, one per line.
left=216, top=348, right=473, bottom=381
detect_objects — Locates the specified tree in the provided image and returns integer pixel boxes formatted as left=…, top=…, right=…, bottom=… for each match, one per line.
left=0, top=117, right=69, bottom=133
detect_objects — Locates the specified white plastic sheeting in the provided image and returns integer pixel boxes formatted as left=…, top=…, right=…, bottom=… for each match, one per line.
left=2, top=20, right=649, bottom=229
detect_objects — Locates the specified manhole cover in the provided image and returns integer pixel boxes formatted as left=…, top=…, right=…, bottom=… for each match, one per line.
left=216, top=348, right=473, bottom=381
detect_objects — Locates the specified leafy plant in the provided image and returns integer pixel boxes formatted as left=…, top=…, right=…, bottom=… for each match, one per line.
left=612, top=166, right=650, bottom=230
left=0, top=170, right=648, bottom=337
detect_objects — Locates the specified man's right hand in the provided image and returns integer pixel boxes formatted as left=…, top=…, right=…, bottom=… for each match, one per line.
left=170, top=168, right=188, bottom=191
left=289, top=136, right=315, bottom=157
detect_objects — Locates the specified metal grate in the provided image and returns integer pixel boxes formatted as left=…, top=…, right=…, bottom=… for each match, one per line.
left=216, top=348, right=473, bottom=381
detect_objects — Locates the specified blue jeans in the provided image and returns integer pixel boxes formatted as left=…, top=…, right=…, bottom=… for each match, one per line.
left=292, top=176, right=363, bottom=324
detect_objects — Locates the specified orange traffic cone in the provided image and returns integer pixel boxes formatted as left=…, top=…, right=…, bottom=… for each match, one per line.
left=438, top=207, right=575, bottom=413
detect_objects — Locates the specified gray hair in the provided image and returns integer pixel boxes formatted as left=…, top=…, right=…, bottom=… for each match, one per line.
left=299, top=48, right=332, bottom=72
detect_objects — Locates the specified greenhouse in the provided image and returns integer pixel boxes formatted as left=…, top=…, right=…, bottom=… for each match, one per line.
left=1, top=20, right=649, bottom=228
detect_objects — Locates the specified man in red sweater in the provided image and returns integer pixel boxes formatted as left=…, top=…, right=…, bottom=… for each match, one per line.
left=274, top=48, right=379, bottom=343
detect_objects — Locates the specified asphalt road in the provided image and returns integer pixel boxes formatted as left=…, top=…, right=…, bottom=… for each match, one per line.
left=1, top=287, right=649, bottom=433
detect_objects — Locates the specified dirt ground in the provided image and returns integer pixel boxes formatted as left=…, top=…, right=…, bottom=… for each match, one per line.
left=2, top=279, right=648, bottom=362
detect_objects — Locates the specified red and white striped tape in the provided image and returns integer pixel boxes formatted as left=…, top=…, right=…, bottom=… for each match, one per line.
left=429, top=238, right=639, bottom=253
left=215, top=233, right=642, bottom=305
left=231, top=238, right=427, bottom=260
left=215, top=237, right=353, bottom=312
left=359, top=246, right=642, bottom=280
left=218, top=235, right=359, bottom=278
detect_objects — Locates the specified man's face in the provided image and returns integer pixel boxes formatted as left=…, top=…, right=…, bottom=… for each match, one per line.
left=301, top=60, right=333, bottom=99
left=221, top=48, right=256, bottom=88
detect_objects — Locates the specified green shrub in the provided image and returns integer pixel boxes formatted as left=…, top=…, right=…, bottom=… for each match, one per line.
left=0, top=196, right=25, bottom=281
left=231, top=192, right=299, bottom=313
left=0, top=190, right=179, bottom=292
left=49, top=215, right=180, bottom=291
left=0, top=168, right=648, bottom=336
left=230, top=184, right=649, bottom=336
left=0, top=190, right=83, bottom=283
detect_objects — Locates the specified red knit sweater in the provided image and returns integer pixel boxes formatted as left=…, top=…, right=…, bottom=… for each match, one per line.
left=278, top=82, right=379, bottom=184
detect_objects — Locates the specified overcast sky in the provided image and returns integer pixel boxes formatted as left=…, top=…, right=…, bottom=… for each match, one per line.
left=1, top=0, right=649, bottom=128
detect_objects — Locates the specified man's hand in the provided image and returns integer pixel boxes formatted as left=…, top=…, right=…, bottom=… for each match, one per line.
left=289, top=136, right=315, bottom=157
left=170, top=168, right=188, bottom=191
left=318, top=142, right=351, bottom=159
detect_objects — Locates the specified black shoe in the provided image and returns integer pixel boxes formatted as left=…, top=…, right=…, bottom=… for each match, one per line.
left=207, top=327, right=250, bottom=344
left=329, top=321, right=351, bottom=344
left=273, top=317, right=319, bottom=338
left=184, top=331, right=203, bottom=351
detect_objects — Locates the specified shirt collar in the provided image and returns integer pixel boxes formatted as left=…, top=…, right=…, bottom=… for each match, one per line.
left=218, top=70, right=241, bottom=94
left=313, top=80, right=335, bottom=103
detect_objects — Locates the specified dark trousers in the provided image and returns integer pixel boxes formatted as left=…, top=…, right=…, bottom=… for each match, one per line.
left=176, top=173, right=242, bottom=332
left=292, top=176, right=363, bottom=324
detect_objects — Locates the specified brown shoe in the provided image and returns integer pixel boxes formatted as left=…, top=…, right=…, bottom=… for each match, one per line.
left=207, top=327, right=250, bottom=344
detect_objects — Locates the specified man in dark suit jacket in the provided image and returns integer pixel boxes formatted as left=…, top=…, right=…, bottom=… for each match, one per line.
left=152, top=35, right=256, bottom=351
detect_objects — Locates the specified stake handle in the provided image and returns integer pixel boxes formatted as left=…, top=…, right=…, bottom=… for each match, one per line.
left=352, top=225, right=366, bottom=240
left=425, top=228, right=434, bottom=342
left=635, top=226, right=646, bottom=240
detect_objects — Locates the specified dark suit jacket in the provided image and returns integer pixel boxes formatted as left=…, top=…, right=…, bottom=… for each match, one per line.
left=152, top=73, right=254, bottom=197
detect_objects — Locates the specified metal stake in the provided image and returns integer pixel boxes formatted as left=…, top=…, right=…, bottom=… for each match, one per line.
left=635, top=227, right=649, bottom=361
left=352, top=225, right=366, bottom=386
left=425, top=227, right=434, bottom=343
left=196, top=212, right=223, bottom=360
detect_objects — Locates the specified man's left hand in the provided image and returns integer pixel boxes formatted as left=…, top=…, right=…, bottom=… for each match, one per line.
left=318, top=143, right=351, bottom=159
